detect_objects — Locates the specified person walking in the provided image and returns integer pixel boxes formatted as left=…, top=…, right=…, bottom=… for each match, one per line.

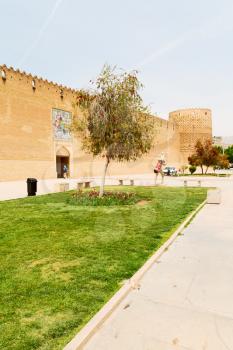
left=63, top=164, right=68, bottom=179
left=154, top=159, right=165, bottom=185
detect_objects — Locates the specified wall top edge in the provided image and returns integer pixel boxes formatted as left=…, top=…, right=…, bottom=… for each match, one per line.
left=0, top=64, right=80, bottom=94
left=169, top=108, right=212, bottom=114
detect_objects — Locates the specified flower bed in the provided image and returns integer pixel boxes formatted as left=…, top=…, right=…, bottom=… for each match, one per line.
left=67, top=189, right=140, bottom=206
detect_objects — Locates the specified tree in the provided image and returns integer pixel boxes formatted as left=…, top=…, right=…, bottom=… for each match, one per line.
left=217, top=154, right=229, bottom=169
left=73, top=65, right=155, bottom=196
left=180, top=165, right=188, bottom=174
left=224, top=145, right=233, bottom=163
left=214, top=145, right=224, bottom=154
left=189, top=165, right=196, bottom=174
left=188, top=139, right=219, bottom=174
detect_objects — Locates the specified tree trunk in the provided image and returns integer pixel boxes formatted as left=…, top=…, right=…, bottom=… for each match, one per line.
left=205, top=166, right=209, bottom=174
left=99, top=157, right=110, bottom=197
left=201, top=165, right=204, bottom=174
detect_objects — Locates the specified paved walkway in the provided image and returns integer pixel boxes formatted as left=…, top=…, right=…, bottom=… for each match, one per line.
left=0, top=178, right=81, bottom=201
left=84, top=179, right=233, bottom=350
left=0, top=173, right=232, bottom=201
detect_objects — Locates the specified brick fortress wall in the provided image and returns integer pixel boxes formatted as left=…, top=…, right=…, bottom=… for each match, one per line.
left=0, top=65, right=82, bottom=181
left=0, top=65, right=212, bottom=181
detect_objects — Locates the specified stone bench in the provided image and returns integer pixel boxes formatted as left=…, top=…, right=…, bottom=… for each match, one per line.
left=118, top=179, right=134, bottom=186
left=183, top=179, right=202, bottom=187
left=77, top=181, right=91, bottom=189
left=55, top=183, right=69, bottom=192
left=207, top=189, right=221, bottom=204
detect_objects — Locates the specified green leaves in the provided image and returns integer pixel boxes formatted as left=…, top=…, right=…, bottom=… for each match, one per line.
left=224, top=145, right=233, bottom=164
left=73, top=65, right=155, bottom=162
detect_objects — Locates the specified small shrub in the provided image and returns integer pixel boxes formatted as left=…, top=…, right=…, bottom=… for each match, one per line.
left=67, top=189, right=140, bottom=206
left=180, top=165, right=188, bottom=175
left=189, top=165, right=197, bottom=174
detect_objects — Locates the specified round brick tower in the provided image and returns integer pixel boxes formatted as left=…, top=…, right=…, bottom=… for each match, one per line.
left=169, top=108, right=212, bottom=164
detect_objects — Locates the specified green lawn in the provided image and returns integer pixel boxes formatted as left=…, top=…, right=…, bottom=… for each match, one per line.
left=0, top=186, right=207, bottom=350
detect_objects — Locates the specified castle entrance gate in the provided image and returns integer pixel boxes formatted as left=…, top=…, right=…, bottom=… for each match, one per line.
left=56, top=147, right=70, bottom=178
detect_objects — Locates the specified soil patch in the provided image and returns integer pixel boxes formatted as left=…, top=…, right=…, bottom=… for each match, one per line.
left=136, top=200, right=150, bottom=206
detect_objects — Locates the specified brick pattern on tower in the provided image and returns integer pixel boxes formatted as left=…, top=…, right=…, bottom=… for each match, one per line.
left=169, top=108, right=212, bottom=164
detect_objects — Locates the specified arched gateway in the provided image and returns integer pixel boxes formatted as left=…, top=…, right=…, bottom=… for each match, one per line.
left=56, top=147, right=70, bottom=178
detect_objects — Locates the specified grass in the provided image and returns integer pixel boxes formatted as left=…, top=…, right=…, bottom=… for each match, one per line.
left=0, top=186, right=207, bottom=350
left=179, top=173, right=230, bottom=177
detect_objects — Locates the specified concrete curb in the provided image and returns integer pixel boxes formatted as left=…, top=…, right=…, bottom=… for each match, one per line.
left=64, top=199, right=206, bottom=350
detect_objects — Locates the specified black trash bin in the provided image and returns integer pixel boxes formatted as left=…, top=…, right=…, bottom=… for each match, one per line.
left=27, top=178, right=37, bottom=196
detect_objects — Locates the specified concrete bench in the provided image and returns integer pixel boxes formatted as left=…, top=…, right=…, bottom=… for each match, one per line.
left=183, top=179, right=202, bottom=187
left=207, top=189, right=221, bottom=204
left=55, top=183, right=69, bottom=192
left=77, top=181, right=91, bottom=189
left=118, top=179, right=134, bottom=186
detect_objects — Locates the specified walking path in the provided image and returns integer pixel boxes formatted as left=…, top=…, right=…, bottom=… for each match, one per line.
left=83, top=179, right=233, bottom=350
left=0, top=173, right=232, bottom=201
left=0, top=178, right=80, bottom=201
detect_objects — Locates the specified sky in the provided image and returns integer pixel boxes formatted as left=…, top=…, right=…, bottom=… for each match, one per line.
left=1, top=0, right=233, bottom=136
